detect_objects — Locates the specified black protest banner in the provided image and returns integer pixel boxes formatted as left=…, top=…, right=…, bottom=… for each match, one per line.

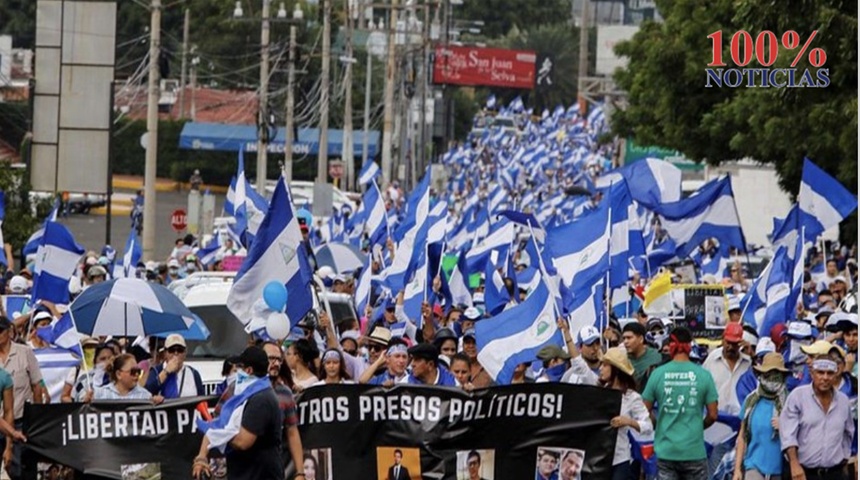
left=680, top=285, right=728, bottom=340
left=293, top=383, right=622, bottom=480
left=23, top=396, right=212, bottom=480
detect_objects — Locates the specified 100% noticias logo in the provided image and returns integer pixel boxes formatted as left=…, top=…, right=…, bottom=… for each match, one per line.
left=705, top=30, right=829, bottom=88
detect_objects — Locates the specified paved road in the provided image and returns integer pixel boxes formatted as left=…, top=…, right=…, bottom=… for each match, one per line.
left=61, top=188, right=225, bottom=261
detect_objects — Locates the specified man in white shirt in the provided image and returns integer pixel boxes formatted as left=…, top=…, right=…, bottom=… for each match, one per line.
left=702, top=322, right=751, bottom=414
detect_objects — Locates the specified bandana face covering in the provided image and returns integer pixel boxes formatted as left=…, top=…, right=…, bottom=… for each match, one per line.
left=545, top=363, right=567, bottom=382
left=758, top=372, right=785, bottom=396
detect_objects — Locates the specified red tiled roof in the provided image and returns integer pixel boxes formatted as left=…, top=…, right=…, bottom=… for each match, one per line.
left=115, top=85, right=257, bottom=124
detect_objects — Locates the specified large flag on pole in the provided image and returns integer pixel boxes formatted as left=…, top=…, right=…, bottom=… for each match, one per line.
left=227, top=177, right=313, bottom=328
left=31, top=222, right=85, bottom=305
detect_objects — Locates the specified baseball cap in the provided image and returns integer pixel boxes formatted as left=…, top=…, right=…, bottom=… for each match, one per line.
left=727, top=296, right=741, bottom=312
left=33, top=311, right=53, bottom=326
left=333, top=274, right=346, bottom=284
left=786, top=321, right=813, bottom=339
left=164, top=334, right=187, bottom=349
left=537, top=345, right=571, bottom=361
left=463, top=307, right=482, bottom=321
left=755, top=337, right=776, bottom=356
left=433, top=328, right=457, bottom=346
left=724, top=323, right=744, bottom=342
left=462, top=328, right=477, bottom=341
left=87, top=265, right=107, bottom=278
left=832, top=275, right=848, bottom=284
left=167, top=258, right=181, bottom=269
left=8, top=275, right=28, bottom=294
left=577, top=326, right=601, bottom=346
left=432, top=304, right=443, bottom=317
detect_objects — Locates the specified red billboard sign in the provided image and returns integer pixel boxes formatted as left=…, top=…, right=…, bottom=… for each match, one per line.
left=432, top=46, right=537, bottom=89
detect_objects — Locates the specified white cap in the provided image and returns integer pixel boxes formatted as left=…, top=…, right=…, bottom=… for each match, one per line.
left=742, top=330, right=758, bottom=346
left=755, top=337, right=776, bottom=356
left=145, top=261, right=158, bottom=272
left=832, top=275, right=848, bottom=284
left=317, top=266, right=335, bottom=279
left=340, top=330, right=361, bottom=342
left=472, top=292, right=485, bottom=305
left=33, top=310, right=53, bottom=324
left=8, top=275, right=28, bottom=294
left=164, top=334, right=186, bottom=349
left=728, top=296, right=741, bottom=312
left=463, top=307, right=482, bottom=321
left=577, top=326, right=601, bottom=345
left=786, top=321, right=813, bottom=338
left=167, top=258, right=181, bottom=268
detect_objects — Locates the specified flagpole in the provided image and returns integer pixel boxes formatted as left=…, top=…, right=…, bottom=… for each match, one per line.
left=423, top=242, right=429, bottom=304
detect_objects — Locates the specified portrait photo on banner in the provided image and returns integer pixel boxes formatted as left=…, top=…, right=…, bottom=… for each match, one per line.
left=535, top=447, right=585, bottom=480
left=376, top=446, right=422, bottom=480
left=456, top=449, right=495, bottom=480
left=301, top=448, right=333, bottom=480
left=120, top=463, right=161, bottom=480
left=37, top=462, right=76, bottom=480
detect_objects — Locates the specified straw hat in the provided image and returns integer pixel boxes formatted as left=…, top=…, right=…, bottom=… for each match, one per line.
left=753, top=352, right=789, bottom=374
left=600, top=347, right=634, bottom=377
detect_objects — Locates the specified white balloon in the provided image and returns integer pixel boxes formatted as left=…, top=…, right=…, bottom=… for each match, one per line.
left=265, top=311, right=291, bottom=340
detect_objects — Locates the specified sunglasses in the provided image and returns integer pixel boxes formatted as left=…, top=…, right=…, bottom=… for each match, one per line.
left=267, top=355, right=283, bottom=363
left=369, top=344, right=385, bottom=352
left=166, top=347, right=186, bottom=354
left=122, top=367, right=142, bottom=376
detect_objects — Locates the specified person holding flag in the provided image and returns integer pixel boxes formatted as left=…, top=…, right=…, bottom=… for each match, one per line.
left=193, top=346, right=297, bottom=480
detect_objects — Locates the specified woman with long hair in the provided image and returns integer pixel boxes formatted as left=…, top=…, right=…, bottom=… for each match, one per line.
left=599, top=347, right=653, bottom=480
left=286, top=339, right=319, bottom=392
left=94, top=354, right=152, bottom=400
left=314, top=349, right=352, bottom=385
left=303, top=453, right=318, bottom=480
left=732, top=353, right=789, bottom=480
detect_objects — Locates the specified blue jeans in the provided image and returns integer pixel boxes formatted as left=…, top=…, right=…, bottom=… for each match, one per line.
left=657, top=459, right=709, bottom=480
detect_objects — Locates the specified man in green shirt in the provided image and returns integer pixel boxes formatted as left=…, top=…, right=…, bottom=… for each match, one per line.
left=622, top=322, right=664, bottom=390
left=642, top=326, right=718, bottom=480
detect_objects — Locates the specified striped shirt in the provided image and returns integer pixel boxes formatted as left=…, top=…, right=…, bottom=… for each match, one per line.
left=32, top=346, right=80, bottom=403
left=94, top=383, right=153, bottom=401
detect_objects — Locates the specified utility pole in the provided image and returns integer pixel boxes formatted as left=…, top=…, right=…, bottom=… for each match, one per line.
left=143, top=0, right=161, bottom=261
left=256, top=0, right=271, bottom=196
left=419, top=5, right=429, bottom=173
left=178, top=8, right=190, bottom=119
left=316, top=0, right=331, bottom=184
left=190, top=53, right=198, bottom=121
left=284, top=8, right=299, bottom=183
left=578, top=0, right=590, bottom=114
left=381, top=0, right=398, bottom=184
left=361, top=40, right=372, bottom=167
left=342, top=0, right=354, bottom=191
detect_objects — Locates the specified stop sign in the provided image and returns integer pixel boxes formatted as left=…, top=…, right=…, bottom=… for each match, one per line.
left=171, top=209, right=187, bottom=232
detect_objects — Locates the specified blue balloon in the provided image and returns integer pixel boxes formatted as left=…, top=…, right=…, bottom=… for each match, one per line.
left=263, top=281, right=288, bottom=312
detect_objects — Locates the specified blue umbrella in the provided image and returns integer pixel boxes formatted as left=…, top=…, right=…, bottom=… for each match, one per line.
left=69, top=278, right=195, bottom=336
left=153, top=314, right=211, bottom=341
left=313, top=242, right=366, bottom=273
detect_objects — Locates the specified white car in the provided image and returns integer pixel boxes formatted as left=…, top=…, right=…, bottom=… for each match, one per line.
left=259, top=180, right=357, bottom=214
left=172, top=272, right=359, bottom=394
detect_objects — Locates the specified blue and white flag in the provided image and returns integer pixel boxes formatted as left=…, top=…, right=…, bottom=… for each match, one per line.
left=32, top=344, right=81, bottom=402
left=427, top=200, right=448, bottom=245
left=36, top=312, right=84, bottom=358
left=464, top=221, right=515, bottom=274
left=31, top=222, right=85, bottom=305
left=598, top=158, right=682, bottom=209
left=383, top=170, right=431, bottom=294
left=486, top=94, right=496, bottom=110
left=363, top=181, right=388, bottom=247
left=358, top=160, right=382, bottom=186
left=443, top=252, right=473, bottom=308
left=225, top=151, right=269, bottom=240
left=197, top=375, right=271, bottom=453
left=484, top=260, right=511, bottom=316
left=606, top=181, right=646, bottom=288
left=23, top=200, right=60, bottom=256
left=741, top=244, right=797, bottom=336
left=546, top=204, right=611, bottom=290
left=654, top=176, right=746, bottom=258
left=227, top=177, right=313, bottom=328
left=797, top=158, right=857, bottom=238
left=476, top=279, right=563, bottom=384
left=120, top=228, right=142, bottom=278
left=354, top=256, right=374, bottom=315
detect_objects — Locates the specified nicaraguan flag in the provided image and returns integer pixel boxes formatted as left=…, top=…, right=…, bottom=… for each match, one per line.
left=797, top=157, right=857, bottom=238
left=198, top=376, right=271, bottom=453
left=546, top=203, right=611, bottom=290
left=120, top=228, right=142, bottom=278
left=358, top=160, right=381, bottom=186
left=654, top=176, right=746, bottom=258
left=427, top=200, right=448, bottom=245
left=36, top=312, right=84, bottom=358
left=23, top=200, right=60, bottom=256
left=382, top=170, right=431, bottom=294
left=464, top=221, right=515, bottom=274
left=227, top=177, right=313, bottom=328
left=354, top=256, right=374, bottom=315
left=363, top=181, right=388, bottom=247
left=598, top=158, right=682, bottom=209
left=225, top=151, right=269, bottom=240
left=476, top=279, right=563, bottom=384
left=32, top=344, right=80, bottom=402
left=31, top=222, right=85, bottom=305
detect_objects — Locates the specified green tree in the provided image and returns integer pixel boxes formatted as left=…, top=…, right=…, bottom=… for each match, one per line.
left=458, top=0, right=570, bottom=39
left=612, top=0, right=857, bottom=195
left=0, top=167, right=51, bottom=262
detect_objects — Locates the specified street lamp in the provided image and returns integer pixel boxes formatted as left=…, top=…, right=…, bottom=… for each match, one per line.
left=233, top=1, right=244, bottom=18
